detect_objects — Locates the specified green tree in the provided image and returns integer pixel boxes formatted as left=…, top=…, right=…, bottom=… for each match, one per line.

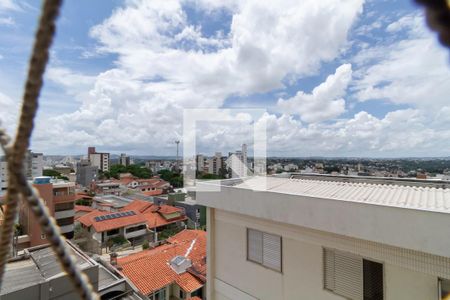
left=43, top=169, right=69, bottom=181
left=158, top=170, right=183, bottom=187
left=108, top=164, right=152, bottom=179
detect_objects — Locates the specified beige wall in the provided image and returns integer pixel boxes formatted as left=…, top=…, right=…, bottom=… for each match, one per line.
left=211, top=209, right=440, bottom=300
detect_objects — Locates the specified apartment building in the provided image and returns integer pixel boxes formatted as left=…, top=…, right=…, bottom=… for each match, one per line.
left=207, top=152, right=223, bottom=176
left=197, top=174, right=450, bottom=300
left=228, top=144, right=248, bottom=178
left=76, top=159, right=98, bottom=187
left=88, top=147, right=110, bottom=172
left=119, top=153, right=131, bottom=166
left=24, top=150, right=43, bottom=179
left=196, top=154, right=205, bottom=173
left=0, top=160, right=7, bottom=191
left=18, top=177, right=76, bottom=250
left=52, top=180, right=76, bottom=239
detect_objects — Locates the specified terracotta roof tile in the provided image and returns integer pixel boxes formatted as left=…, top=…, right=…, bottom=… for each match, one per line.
left=118, top=230, right=206, bottom=295
left=121, top=199, right=153, bottom=213
left=144, top=211, right=187, bottom=229
left=158, top=205, right=182, bottom=215
left=75, top=193, right=93, bottom=201
left=78, top=209, right=147, bottom=232
left=79, top=200, right=187, bottom=232
left=141, top=189, right=164, bottom=196
left=74, top=205, right=95, bottom=212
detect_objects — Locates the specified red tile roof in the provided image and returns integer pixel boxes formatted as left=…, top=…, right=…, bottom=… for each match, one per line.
left=75, top=193, right=93, bottom=201
left=75, top=205, right=95, bottom=212
left=79, top=200, right=187, bottom=232
left=187, top=297, right=202, bottom=300
left=144, top=211, right=187, bottom=229
left=121, top=199, right=153, bottom=213
left=78, top=210, right=147, bottom=232
left=158, top=205, right=182, bottom=215
left=141, top=189, right=164, bottom=196
left=118, top=230, right=206, bottom=295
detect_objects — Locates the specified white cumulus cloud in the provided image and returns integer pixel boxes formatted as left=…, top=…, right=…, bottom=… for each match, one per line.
left=277, top=64, right=352, bottom=123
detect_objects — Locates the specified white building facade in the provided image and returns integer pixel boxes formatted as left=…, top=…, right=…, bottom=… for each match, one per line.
left=198, top=175, right=450, bottom=300
left=89, top=152, right=110, bottom=172
left=24, top=150, right=43, bottom=179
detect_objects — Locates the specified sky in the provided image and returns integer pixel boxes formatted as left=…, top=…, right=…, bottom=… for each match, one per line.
left=0, top=0, right=449, bottom=157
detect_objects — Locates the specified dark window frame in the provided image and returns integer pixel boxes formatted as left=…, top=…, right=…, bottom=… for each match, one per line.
left=323, top=248, right=385, bottom=300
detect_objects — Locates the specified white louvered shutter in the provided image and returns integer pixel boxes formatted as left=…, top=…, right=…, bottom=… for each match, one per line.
left=324, top=249, right=363, bottom=300
left=262, top=232, right=282, bottom=272
left=247, top=229, right=263, bottom=264
left=323, top=248, right=335, bottom=291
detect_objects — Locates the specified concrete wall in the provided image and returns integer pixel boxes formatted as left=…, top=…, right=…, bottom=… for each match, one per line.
left=210, top=209, right=440, bottom=300
left=28, top=183, right=54, bottom=247
left=197, top=183, right=450, bottom=258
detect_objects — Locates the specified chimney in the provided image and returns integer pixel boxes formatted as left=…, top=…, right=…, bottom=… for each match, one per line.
left=110, top=252, right=118, bottom=266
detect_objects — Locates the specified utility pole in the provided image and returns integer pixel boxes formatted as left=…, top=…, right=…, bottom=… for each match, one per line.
left=175, top=140, right=180, bottom=173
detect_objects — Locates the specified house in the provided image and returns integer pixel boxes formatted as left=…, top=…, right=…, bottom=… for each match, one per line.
left=77, top=199, right=188, bottom=254
left=197, top=174, right=450, bottom=300
left=154, top=192, right=206, bottom=227
left=92, top=195, right=134, bottom=212
left=118, top=175, right=171, bottom=193
left=0, top=241, right=145, bottom=300
left=91, top=180, right=122, bottom=196
left=117, top=229, right=206, bottom=300
left=120, top=199, right=188, bottom=233
left=78, top=209, right=148, bottom=254
left=74, top=205, right=95, bottom=220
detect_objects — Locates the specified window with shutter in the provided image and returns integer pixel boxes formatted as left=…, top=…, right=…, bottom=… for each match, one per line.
left=324, top=248, right=383, bottom=300
left=263, top=232, right=282, bottom=272
left=247, top=228, right=281, bottom=272
left=247, top=229, right=263, bottom=264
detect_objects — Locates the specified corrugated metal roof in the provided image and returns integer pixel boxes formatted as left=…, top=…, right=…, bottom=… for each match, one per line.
left=234, top=177, right=450, bottom=213
left=0, top=262, right=44, bottom=295
left=30, top=244, right=92, bottom=279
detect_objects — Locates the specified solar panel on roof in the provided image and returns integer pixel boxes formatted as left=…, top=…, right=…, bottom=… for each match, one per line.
left=94, top=210, right=138, bottom=222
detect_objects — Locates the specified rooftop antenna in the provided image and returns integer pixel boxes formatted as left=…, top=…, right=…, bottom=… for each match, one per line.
left=175, top=140, right=180, bottom=173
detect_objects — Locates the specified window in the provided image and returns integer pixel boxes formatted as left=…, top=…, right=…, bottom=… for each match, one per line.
left=125, top=224, right=147, bottom=233
left=323, top=248, right=384, bottom=300
left=55, top=202, right=74, bottom=212
left=107, top=229, right=120, bottom=236
left=439, top=278, right=450, bottom=300
left=41, top=233, right=46, bottom=239
left=149, top=288, right=166, bottom=300
left=247, top=228, right=282, bottom=272
left=56, top=217, right=74, bottom=226
left=179, top=289, right=185, bottom=299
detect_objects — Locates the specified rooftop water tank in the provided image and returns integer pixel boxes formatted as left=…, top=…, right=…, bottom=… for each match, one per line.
left=33, top=176, right=51, bottom=185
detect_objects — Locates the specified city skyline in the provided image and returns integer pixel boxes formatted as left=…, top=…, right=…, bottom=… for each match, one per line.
left=0, top=0, right=449, bottom=157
